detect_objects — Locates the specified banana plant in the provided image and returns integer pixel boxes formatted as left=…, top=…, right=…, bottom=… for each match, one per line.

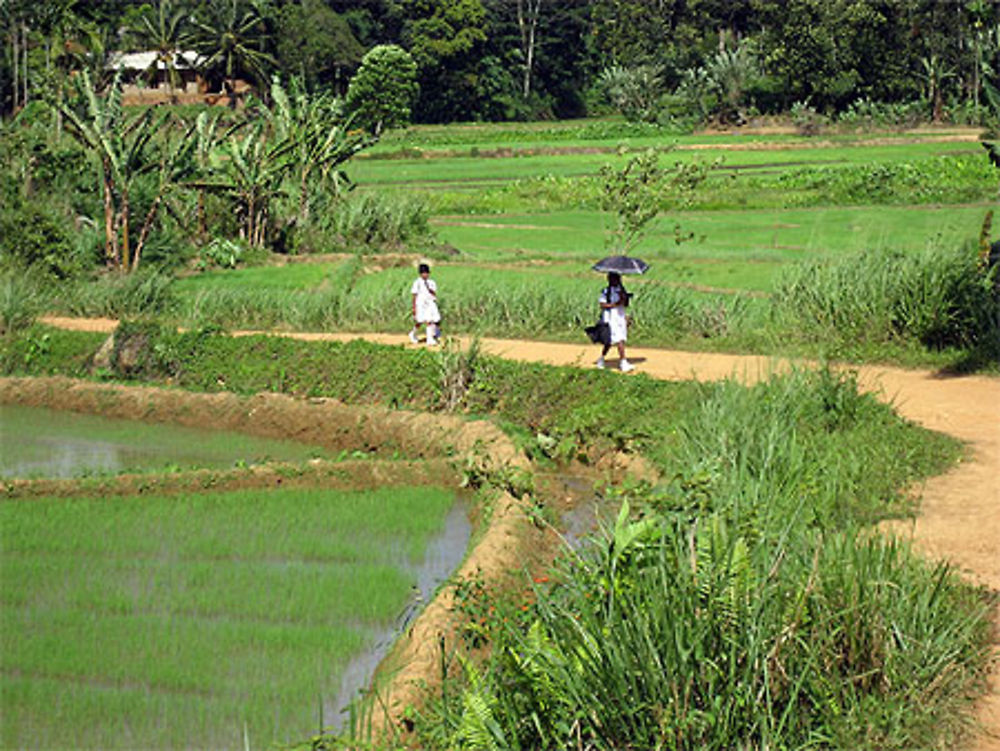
left=193, top=119, right=295, bottom=247
left=59, top=69, right=161, bottom=271
left=131, top=113, right=200, bottom=272
left=266, top=77, right=374, bottom=224
left=185, top=109, right=242, bottom=240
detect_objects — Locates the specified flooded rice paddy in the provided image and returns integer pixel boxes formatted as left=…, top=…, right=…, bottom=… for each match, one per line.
left=1, top=404, right=330, bottom=478
left=1, top=402, right=474, bottom=749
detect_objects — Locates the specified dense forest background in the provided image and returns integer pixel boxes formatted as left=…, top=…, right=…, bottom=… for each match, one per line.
left=3, top=0, right=999, bottom=124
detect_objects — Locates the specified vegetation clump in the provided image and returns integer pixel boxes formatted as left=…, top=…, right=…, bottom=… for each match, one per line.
left=417, top=369, right=987, bottom=751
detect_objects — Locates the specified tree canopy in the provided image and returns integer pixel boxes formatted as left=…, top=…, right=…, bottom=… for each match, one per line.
left=2, top=0, right=999, bottom=124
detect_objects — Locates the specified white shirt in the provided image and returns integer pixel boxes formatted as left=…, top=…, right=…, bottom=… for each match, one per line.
left=411, top=277, right=440, bottom=323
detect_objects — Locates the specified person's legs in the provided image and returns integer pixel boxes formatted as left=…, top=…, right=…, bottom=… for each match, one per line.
left=597, top=342, right=611, bottom=368
left=618, top=341, right=634, bottom=372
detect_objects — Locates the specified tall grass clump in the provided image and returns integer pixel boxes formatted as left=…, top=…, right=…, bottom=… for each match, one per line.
left=184, top=286, right=340, bottom=330
left=419, top=368, right=986, bottom=750
left=657, top=367, right=960, bottom=530
left=425, top=518, right=989, bottom=750
left=172, top=262, right=755, bottom=345
left=773, top=243, right=999, bottom=353
left=0, top=271, right=47, bottom=336
left=57, top=269, right=178, bottom=319
left=178, top=257, right=363, bottom=331
left=325, top=192, right=433, bottom=252
left=346, top=269, right=755, bottom=344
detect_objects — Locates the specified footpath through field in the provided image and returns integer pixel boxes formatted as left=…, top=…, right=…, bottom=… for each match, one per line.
left=41, top=316, right=1000, bottom=749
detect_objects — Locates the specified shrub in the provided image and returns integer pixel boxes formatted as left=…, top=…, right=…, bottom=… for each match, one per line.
left=598, top=64, right=665, bottom=123
left=837, top=98, right=925, bottom=131
left=790, top=100, right=829, bottom=136
left=108, top=319, right=184, bottom=379
left=0, top=199, right=83, bottom=279
left=196, top=237, right=252, bottom=270
left=345, top=44, right=419, bottom=136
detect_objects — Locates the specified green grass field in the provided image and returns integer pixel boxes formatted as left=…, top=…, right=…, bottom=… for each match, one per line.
left=56, top=122, right=996, bottom=369
left=175, top=203, right=987, bottom=298
left=1, top=485, right=458, bottom=749
left=350, top=139, right=981, bottom=189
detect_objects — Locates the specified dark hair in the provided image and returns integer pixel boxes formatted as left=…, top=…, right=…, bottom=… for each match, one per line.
left=418, top=263, right=430, bottom=274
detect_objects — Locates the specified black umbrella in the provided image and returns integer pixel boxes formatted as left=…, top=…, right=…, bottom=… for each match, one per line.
left=591, top=255, right=650, bottom=275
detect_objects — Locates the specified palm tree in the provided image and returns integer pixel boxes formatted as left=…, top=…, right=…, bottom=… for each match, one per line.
left=190, top=0, right=275, bottom=107
left=130, top=0, right=193, bottom=103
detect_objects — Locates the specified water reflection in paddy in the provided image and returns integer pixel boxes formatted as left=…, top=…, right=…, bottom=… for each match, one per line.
left=1, top=404, right=329, bottom=478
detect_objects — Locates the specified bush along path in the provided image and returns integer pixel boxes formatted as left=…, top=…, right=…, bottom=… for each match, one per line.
left=35, top=317, right=1000, bottom=748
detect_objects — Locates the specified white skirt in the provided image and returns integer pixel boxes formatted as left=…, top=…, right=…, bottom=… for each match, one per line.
left=603, top=307, right=627, bottom=344
left=416, top=298, right=440, bottom=324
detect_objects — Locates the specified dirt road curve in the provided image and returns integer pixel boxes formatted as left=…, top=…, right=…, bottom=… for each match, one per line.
left=39, top=317, right=1000, bottom=748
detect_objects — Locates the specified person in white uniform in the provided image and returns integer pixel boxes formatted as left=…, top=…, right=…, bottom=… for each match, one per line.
left=596, top=271, right=634, bottom=371
left=409, top=263, right=441, bottom=345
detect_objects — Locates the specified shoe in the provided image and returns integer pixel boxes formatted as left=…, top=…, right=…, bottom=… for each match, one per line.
left=427, top=337, right=439, bottom=347
left=595, top=357, right=605, bottom=369
left=620, top=359, right=635, bottom=372
left=408, top=330, right=418, bottom=344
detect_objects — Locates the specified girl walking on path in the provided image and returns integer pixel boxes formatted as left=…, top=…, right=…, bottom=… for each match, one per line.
left=409, top=263, right=441, bottom=346
left=596, top=271, right=635, bottom=372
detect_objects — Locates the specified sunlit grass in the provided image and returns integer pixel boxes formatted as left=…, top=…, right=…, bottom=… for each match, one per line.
left=175, top=262, right=339, bottom=293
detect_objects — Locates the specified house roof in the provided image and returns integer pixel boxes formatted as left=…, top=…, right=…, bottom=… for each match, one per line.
left=107, top=51, right=203, bottom=71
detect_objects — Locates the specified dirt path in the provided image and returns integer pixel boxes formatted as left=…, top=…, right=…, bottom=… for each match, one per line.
left=38, top=317, right=1000, bottom=748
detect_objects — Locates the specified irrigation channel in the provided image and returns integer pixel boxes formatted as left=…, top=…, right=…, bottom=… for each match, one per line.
left=18, top=317, right=1000, bottom=749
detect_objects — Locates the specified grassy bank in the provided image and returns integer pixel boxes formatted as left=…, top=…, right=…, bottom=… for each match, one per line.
left=418, top=370, right=986, bottom=751
left=0, top=324, right=960, bottom=516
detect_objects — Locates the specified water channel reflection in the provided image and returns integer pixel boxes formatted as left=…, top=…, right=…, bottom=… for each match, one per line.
left=1, top=404, right=328, bottom=478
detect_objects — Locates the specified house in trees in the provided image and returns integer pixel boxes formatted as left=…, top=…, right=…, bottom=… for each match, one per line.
left=106, top=51, right=222, bottom=105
